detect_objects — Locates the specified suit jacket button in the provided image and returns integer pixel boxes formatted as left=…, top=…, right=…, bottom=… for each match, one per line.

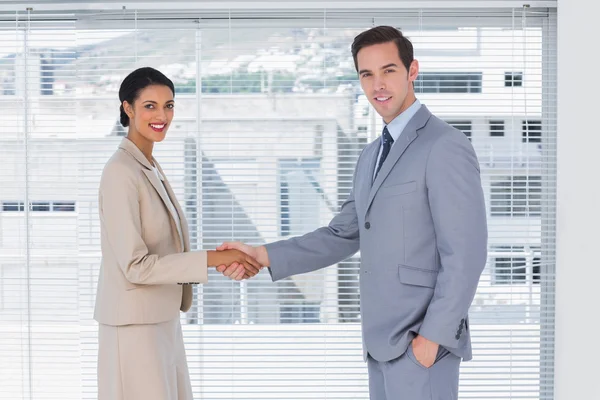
left=365, top=222, right=371, bottom=229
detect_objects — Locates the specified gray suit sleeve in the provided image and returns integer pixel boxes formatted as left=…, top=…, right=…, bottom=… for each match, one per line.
left=419, top=132, right=488, bottom=348
left=265, top=164, right=362, bottom=282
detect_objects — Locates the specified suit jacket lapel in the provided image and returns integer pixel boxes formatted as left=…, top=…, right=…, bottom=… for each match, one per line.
left=365, top=106, right=432, bottom=211
left=357, top=142, right=379, bottom=218
left=154, top=161, right=190, bottom=252
left=119, top=138, right=185, bottom=251
left=141, top=168, right=184, bottom=252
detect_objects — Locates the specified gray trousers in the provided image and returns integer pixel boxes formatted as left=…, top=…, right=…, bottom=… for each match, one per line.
left=367, top=346, right=461, bottom=400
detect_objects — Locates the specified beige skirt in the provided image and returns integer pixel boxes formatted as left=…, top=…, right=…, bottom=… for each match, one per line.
left=98, top=317, right=193, bottom=400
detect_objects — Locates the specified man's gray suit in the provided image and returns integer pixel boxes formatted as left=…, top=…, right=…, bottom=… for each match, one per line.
left=265, top=105, right=487, bottom=399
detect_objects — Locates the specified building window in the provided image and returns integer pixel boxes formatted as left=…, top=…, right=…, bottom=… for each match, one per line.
left=1, top=201, right=75, bottom=212
left=313, top=124, right=324, bottom=156
left=31, top=202, right=51, bottom=212
left=491, top=246, right=541, bottom=285
left=490, top=120, right=505, bottom=137
left=490, top=176, right=542, bottom=217
left=280, top=303, right=320, bottom=324
left=494, top=257, right=527, bottom=284
left=40, top=52, right=55, bottom=96
left=532, top=256, right=541, bottom=284
left=1, top=201, right=24, bottom=212
left=522, top=120, right=542, bottom=143
left=446, top=120, right=472, bottom=140
left=505, top=72, right=523, bottom=87
left=52, top=201, right=76, bottom=212
left=415, top=72, right=482, bottom=94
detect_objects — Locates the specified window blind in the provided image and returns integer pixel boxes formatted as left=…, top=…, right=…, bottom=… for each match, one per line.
left=0, top=6, right=556, bottom=400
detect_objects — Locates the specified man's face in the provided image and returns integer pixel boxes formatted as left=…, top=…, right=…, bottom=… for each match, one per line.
left=357, top=41, right=419, bottom=124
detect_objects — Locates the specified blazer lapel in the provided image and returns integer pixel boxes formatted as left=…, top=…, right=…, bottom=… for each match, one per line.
left=141, top=169, right=184, bottom=251
left=154, top=161, right=190, bottom=252
left=357, top=142, right=379, bottom=218
left=365, top=106, right=432, bottom=212
left=119, top=138, right=185, bottom=251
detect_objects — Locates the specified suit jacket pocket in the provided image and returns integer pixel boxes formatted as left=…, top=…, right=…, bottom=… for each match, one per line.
left=398, top=264, right=437, bottom=288
left=379, top=181, right=417, bottom=197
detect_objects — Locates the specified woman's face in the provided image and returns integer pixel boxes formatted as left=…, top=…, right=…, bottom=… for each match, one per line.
left=123, top=84, right=174, bottom=143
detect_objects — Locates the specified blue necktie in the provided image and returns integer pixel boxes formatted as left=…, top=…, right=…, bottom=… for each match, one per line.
left=375, top=126, right=394, bottom=178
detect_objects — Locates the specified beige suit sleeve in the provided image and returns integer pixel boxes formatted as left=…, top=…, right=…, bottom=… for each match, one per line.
left=99, top=163, right=208, bottom=285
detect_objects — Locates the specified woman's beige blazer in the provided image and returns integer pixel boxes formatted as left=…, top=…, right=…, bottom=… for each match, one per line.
left=94, top=138, right=207, bottom=326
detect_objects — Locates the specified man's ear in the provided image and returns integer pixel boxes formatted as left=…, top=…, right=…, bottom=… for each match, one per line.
left=408, top=59, right=419, bottom=83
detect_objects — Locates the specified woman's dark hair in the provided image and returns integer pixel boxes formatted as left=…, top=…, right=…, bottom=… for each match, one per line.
left=118, top=67, right=175, bottom=127
left=351, top=26, right=414, bottom=72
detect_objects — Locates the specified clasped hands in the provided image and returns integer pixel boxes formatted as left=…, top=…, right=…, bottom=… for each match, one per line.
left=208, top=242, right=268, bottom=281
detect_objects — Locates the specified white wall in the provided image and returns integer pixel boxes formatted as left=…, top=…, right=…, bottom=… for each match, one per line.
left=556, top=1, right=600, bottom=399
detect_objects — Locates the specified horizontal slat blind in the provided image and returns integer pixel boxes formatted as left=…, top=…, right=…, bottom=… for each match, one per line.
left=0, top=6, right=556, bottom=400
left=0, top=10, right=79, bottom=400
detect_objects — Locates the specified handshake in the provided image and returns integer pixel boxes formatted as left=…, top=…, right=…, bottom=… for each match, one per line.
left=206, top=242, right=270, bottom=281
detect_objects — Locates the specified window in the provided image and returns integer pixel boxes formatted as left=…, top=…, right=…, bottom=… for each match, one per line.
left=490, top=120, right=505, bottom=137
left=532, top=256, right=541, bottom=283
left=523, top=119, right=542, bottom=143
left=446, top=120, right=473, bottom=139
left=1, top=201, right=24, bottom=212
left=415, top=72, right=482, bottom=93
left=0, top=6, right=556, bottom=400
left=494, top=256, right=527, bottom=284
left=1, top=201, right=75, bottom=212
left=313, top=124, right=324, bottom=156
left=491, top=176, right=542, bottom=217
left=40, top=52, right=56, bottom=95
left=505, top=71, right=523, bottom=87
left=52, top=201, right=76, bottom=212
left=30, top=202, right=51, bottom=212
left=490, top=246, right=541, bottom=285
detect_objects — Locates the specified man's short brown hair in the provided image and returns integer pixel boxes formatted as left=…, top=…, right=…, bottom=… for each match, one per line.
left=351, top=26, right=414, bottom=72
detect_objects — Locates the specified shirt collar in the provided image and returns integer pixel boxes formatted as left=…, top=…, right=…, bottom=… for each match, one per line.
left=383, top=99, right=422, bottom=143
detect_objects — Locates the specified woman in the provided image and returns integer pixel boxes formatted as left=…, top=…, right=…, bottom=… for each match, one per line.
left=94, top=67, right=260, bottom=400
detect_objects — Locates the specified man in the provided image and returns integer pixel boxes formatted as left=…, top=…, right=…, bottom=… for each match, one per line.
left=218, top=26, right=487, bottom=399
